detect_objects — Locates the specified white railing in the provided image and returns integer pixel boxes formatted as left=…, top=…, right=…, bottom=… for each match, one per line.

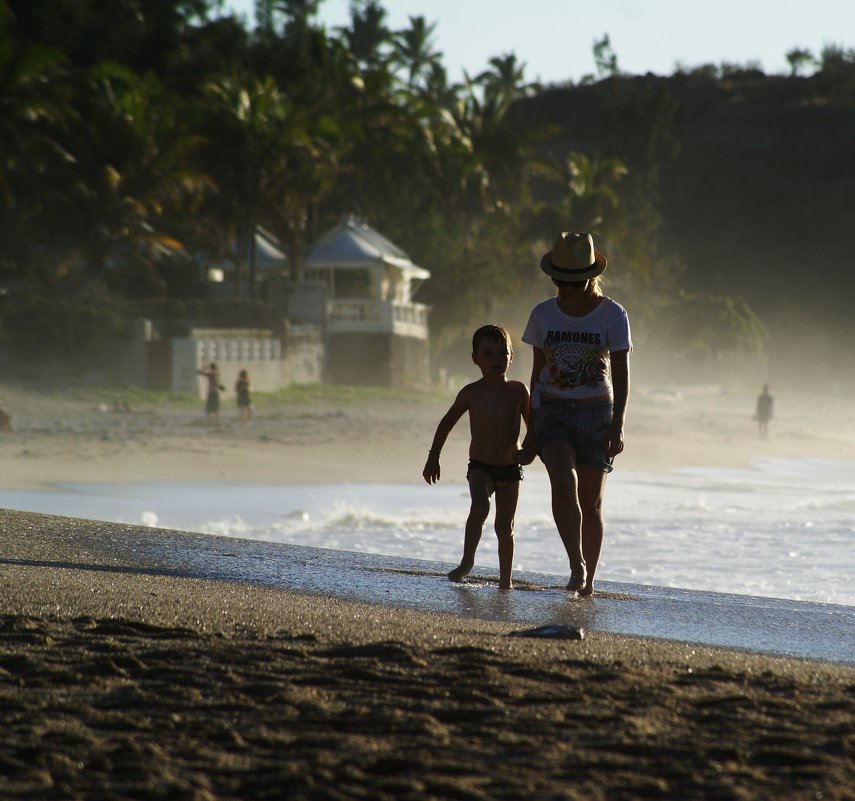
left=327, top=300, right=429, bottom=337
left=392, top=302, right=429, bottom=327
left=327, top=300, right=383, bottom=323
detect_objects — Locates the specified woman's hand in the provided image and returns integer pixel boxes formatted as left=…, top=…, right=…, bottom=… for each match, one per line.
left=605, top=422, right=624, bottom=458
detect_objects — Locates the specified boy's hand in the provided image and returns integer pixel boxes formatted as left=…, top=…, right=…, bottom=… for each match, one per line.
left=514, top=443, right=537, bottom=465
left=423, top=454, right=441, bottom=484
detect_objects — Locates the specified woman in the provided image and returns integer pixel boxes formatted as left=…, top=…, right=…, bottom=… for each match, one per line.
left=516, top=232, right=632, bottom=596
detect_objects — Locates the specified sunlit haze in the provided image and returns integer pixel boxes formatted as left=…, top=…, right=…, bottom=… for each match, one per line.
left=224, top=0, right=855, bottom=84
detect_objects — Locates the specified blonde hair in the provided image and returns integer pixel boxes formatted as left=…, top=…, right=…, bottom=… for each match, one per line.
left=552, top=275, right=603, bottom=296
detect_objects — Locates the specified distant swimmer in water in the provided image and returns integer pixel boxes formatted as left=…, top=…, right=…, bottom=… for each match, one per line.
left=755, top=384, right=774, bottom=439
left=422, top=325, right=531, bottom=590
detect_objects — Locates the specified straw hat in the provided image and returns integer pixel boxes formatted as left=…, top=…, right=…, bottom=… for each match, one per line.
left=540, top=232, right=607, bottom=281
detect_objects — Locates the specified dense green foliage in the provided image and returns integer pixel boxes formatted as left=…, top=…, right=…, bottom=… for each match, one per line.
left=2, top=0, right=853, bottom=375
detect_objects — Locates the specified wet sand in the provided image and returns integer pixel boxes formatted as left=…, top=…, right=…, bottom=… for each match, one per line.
left=2, top=509, right=854, bottom=801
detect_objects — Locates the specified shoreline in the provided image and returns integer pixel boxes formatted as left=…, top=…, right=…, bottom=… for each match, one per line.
left=3, top=506, right=853, bottom=663
left=1, top=509, right=853, bottom=800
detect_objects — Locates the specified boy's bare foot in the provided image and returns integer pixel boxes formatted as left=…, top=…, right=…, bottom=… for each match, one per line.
left=448, top=563, right=473, bottom=583
left=577, top=583, right=594, bottom=597
left=499, top=579, right=513, bottom=590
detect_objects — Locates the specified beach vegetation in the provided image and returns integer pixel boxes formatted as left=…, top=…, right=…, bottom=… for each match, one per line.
left=0, top=283, right=125, bottom=359
left=67, top=385, right=201, bottom=407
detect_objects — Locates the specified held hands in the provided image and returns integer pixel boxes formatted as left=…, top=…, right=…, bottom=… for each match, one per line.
left=423, top=451, right=441, bottom=484
left=514, top=437, right=537, bottom=466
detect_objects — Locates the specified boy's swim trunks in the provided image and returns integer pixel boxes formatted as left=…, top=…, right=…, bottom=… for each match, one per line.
left=467, top=459, right=524, bottom=489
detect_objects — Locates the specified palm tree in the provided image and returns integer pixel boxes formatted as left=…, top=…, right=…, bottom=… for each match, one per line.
left=338, top=0, right=391, bottom=73
left=474, top=53, right=540, bottom=113
left=391, top=15, right=441, bottom=91
left=531, top=151, right=628, bottom=235
left=0, top=6, right=73, bottom=272
left=47, top=65, right=210, bottom=288
left=255, top=0, right=320, bottom=36
left=444, top=59, right=547, bottom=218
left=203, top=74, right=291, bottom=297
left=203, top=71, right=344, bottom=289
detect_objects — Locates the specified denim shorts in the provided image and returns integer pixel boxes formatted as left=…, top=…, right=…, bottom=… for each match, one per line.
left=534, top=398, right=614, bottom=473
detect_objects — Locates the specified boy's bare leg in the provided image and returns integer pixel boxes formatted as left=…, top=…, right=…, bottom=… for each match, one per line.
left=493, top=482, right=519, bottom=590
left=541, top=442, right=587, bottom=593
left=577, top=465, right=608, bottom=597
left=448, top=471, right=492, bottom=583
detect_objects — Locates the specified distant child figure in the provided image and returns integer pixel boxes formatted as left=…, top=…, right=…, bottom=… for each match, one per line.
left=0, top=403, right=12, bottom=432
left=235, top=369, right=252, bottom=420
left=422, top=325, right=531, bottom=590
left=755, top=385, right=774, bottom=439
left=198, top=362, right=224, bottom=422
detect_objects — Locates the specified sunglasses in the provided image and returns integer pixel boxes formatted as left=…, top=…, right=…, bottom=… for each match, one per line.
left=552, top=278, right=588, bottom=289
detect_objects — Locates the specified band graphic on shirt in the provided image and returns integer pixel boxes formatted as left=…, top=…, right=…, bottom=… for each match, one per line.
left=544, top=334, right=608, bottom=391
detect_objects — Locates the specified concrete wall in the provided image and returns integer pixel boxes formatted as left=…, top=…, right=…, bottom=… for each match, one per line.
left=172, top=326, right=323, bottom=398
left=96, top=313, right=431, bottom=392
left=326, top=332, right=430, bottom=388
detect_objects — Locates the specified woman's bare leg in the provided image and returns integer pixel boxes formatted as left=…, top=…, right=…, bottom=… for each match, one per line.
left=576, top=465, right=608, bottom=596
left=540, top=442, right=587, bottom=592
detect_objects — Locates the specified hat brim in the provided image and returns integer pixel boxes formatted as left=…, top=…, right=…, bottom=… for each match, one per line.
left=540, top=250, right=607, bottom=281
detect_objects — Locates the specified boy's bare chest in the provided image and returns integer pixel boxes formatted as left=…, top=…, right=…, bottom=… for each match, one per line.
left=469, top=386, right=520, bottom=424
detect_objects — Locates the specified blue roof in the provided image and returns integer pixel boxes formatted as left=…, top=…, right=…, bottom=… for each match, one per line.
left=306, top=217, right=428, bottom=278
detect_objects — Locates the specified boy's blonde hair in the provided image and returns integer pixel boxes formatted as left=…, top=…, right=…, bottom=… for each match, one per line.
left=472, top=324, right=512, bottom=353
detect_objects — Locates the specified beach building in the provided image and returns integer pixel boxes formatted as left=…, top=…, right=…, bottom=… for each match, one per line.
left=100, top=218, right=431, bottom=395
left=204, top=226, right=289, bottom=298
left=302, top=217, right=431, bottom=388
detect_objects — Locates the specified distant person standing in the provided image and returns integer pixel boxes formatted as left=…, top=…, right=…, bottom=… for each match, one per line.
left=235, top=369, right=253, bottom=420
left=755, top=385, right=774, bottom=439
left=198, top=362, right=224, bottom=423
left=0, top=402, right=12, bottom=432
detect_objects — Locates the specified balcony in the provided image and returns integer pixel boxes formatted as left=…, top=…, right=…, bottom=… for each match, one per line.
left=327, top=299, right=430, bottom=339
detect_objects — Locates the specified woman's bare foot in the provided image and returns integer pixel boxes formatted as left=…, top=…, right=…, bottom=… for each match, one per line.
left=499, top=578, right=513, bottom=590
left=566, top=565, right=588, bottom=594
left=448, top=563, right=473, bottom=583
left=577, top=582, right=594, bottom=597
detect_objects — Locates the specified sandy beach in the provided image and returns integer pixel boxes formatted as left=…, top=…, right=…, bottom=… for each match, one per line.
left=1, top=380, right=854, bottom=490
left=1, top=381, right=854, bottom=799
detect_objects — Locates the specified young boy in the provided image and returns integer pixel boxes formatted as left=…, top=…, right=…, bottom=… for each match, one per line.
left=423, top=325, right=531, bottom=589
